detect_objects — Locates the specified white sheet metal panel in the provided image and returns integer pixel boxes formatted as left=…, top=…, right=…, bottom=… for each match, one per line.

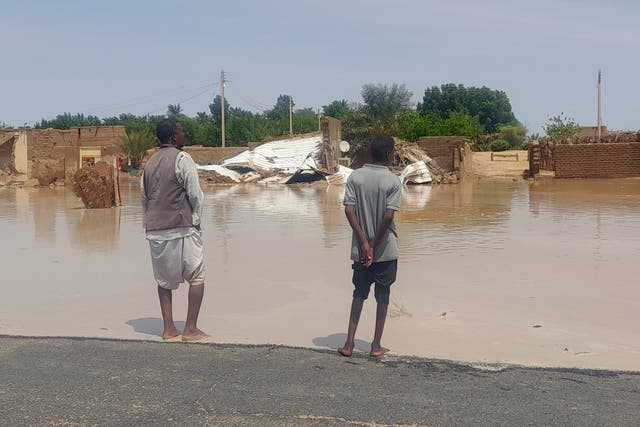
left=399, top=160, right=432, bottom=185
left=325, top=165, right=353, bottom=185
left=221, top=136, right=322, bottom=174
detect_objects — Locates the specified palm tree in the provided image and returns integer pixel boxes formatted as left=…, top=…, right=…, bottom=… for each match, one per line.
left=167, top=104, right=183, bottom=119
left=119, top=129, right=157, bottom=169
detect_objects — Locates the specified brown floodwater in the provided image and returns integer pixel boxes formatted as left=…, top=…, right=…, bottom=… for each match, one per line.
left=1, top=176, right=639, bottom=370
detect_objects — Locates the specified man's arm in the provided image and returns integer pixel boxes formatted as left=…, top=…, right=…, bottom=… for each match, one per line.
left=369, top=209, right=396, bottom=250
left=140, top=173, right=148, bottom=229
left=176, top=152, right=204, bottom=228
left=370, top=179, right=401, bottom=254
left=345, top=205, right=374, bottom=267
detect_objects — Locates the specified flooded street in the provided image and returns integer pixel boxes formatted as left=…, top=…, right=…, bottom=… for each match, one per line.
left=1, top=177, right=639, bottom=370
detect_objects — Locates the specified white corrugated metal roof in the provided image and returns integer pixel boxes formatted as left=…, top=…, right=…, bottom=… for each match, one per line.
left=221, top=136, right=322, bottom=174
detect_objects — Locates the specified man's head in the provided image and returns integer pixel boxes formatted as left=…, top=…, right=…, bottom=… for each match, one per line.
left=370, top=135, right=395, bottom=165
left=156, top=119, right=185, bottom=148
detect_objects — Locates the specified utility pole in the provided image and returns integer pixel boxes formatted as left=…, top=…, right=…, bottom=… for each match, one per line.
left=597, top=69, right=602, bottom=141
left=317, top=108, right=321, bottom=131
left=289, top=95, right=293, bottom=135
left=220, top=70, right=226, bottom=147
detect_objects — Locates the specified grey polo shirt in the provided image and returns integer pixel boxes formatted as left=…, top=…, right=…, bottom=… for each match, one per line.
left=343, top=164, right=402, bottom=262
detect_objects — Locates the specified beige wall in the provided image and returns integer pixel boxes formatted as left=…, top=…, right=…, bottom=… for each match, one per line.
left=14, top=132, right=28, bottom=174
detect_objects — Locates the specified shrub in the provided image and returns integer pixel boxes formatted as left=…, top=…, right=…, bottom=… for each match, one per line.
left=490, top=139, right=510, bottom=152
left=498, top=124, right=527, bottom=148
left=520, top=141, right=531, bottom=150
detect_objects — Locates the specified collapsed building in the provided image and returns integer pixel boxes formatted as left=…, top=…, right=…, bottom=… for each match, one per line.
left=197, top=117, right=447, bottom=186
left=0, top=126, right=124, bottom=186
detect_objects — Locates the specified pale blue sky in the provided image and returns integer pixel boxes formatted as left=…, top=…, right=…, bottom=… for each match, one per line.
left=2, top=0, right=639, bottom=133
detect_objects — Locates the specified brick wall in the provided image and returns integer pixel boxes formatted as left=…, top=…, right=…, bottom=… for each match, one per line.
left=416, top=136, right=467, bottom=172
left=554, top=143, right=640, bottom=178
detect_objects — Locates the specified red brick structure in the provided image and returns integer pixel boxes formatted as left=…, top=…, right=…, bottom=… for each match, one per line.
left=416, top=136, right=467, bottom=172
left=554, top=143, right=640, bottom=178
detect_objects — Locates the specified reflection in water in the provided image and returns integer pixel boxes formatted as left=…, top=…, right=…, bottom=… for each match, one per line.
left=33, top=189, right=58, bottom=242
left=69, top=207, right=121, bottom=252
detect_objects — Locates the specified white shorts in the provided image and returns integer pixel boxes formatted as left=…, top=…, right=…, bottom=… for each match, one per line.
left=148, top=231, right=206, bottom=290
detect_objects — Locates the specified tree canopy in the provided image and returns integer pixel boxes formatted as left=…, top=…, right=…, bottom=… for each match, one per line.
left=418, top=84, right=518, bottom=133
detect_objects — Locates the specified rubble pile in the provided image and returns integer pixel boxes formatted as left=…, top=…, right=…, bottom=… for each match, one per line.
left=73, top=161, right=116, bottom=208
left=195, top=135, right=449, bottom=187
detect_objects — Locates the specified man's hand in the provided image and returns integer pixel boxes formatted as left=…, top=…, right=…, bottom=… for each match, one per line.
left=360, top=241, right=374, bottom=267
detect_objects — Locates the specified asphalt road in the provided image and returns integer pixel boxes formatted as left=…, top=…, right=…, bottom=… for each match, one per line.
left=1, top=336, right=639, bottom=426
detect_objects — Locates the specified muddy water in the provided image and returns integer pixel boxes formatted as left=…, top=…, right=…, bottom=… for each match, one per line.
left=1, top=177, right=639, bottom=370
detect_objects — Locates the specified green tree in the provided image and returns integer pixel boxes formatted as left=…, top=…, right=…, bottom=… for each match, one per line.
left=498, top=124, right=527, bottom=148
left=418, top=84, right=518, bottom=133
left=167, top=104, right=183, bottom=119
left=543, top=113, right=581, bottom=139
left=36, top=113, right=102, bottom=129
left=227, top=108, right=267, bottom=146
left=119, top=128, right=157, bottom=168
left=322, top=99, right=350, bottom=119
left=267, top=95, right=293, bottom=121
left=341, top=109, right=376, bottom=147
left=397, top=110, right=484, bottom=141
left=293, top=108, right=319, bottom=134
left=208, top=95, right=230, bottom=125
left=361, top=83, right=412, bottom=123
left=265, top=94, right=294, bottom=135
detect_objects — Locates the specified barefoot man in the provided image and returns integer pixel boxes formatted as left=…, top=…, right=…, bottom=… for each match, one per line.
left=141, top=118, right=209, bottom=342
left=340, top=135, right=402, bottom=357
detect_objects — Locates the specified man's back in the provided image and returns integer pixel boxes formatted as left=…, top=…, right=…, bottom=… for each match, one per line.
left=344, top=164, right=402, bottom=262
left=143, top=145, right=194, bottom=232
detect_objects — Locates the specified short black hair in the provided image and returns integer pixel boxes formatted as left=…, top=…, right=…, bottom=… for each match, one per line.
left=156, top=119, right=179, bottom=145
left=370, top=135, right=395, bottom=163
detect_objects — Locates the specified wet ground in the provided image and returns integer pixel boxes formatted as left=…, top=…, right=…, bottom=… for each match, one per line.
left=1, top=177, right=639, bottom=370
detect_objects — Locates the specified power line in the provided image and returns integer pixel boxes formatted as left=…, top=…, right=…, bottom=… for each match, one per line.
left=85, top=80, right=218, bottom=116
left=145, top=84, right=218, bottom=116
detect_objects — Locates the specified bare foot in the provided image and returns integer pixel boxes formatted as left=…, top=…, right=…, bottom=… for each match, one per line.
left=369, top=346, right=390, bottom=357
left=338, top=347, right=353, bottom=357
left=162, top=327, right=181, bottom=341
left=182, top=328, right=210, bottom=342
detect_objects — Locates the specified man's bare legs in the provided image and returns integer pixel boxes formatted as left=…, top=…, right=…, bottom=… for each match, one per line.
left=370, top=302, right=390, bottom=357
left=182, top=284, right=208, bottom=341
left=339, top=297, right=365, bottom=357
left=158, top=287, right=180, bottom=340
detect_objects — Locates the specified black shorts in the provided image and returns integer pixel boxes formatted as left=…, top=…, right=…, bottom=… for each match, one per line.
left=352, top=260, right=398, bottom=304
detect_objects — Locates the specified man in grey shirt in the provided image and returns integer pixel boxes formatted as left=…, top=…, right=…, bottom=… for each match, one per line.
left=339, top=135, right=402, bottom=357
left=141, top=119, right=208, bottom=342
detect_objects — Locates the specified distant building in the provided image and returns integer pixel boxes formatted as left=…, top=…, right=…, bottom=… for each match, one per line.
left=0, top=126, right=124, bottom=184
left=579, top=126, right=608, bottom=138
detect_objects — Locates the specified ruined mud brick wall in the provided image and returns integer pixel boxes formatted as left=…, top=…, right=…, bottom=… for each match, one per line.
left=27, top=129, right=67, bottom=185
left=554, top=143, right=640, bottom=178
left=75, top=126, right=125, bottom=147
left=0, top=133, right=16, bottom=169
left=416, top=137, right=467, bottom=172
left=27, top=126, right=125, bottom=184
left=183, top=147, right=247, bottom=165
left=143, top=146, right=247, bottom=168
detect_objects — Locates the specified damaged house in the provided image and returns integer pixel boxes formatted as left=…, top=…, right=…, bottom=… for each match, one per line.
left=0, top=126, right=125, bottom=185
